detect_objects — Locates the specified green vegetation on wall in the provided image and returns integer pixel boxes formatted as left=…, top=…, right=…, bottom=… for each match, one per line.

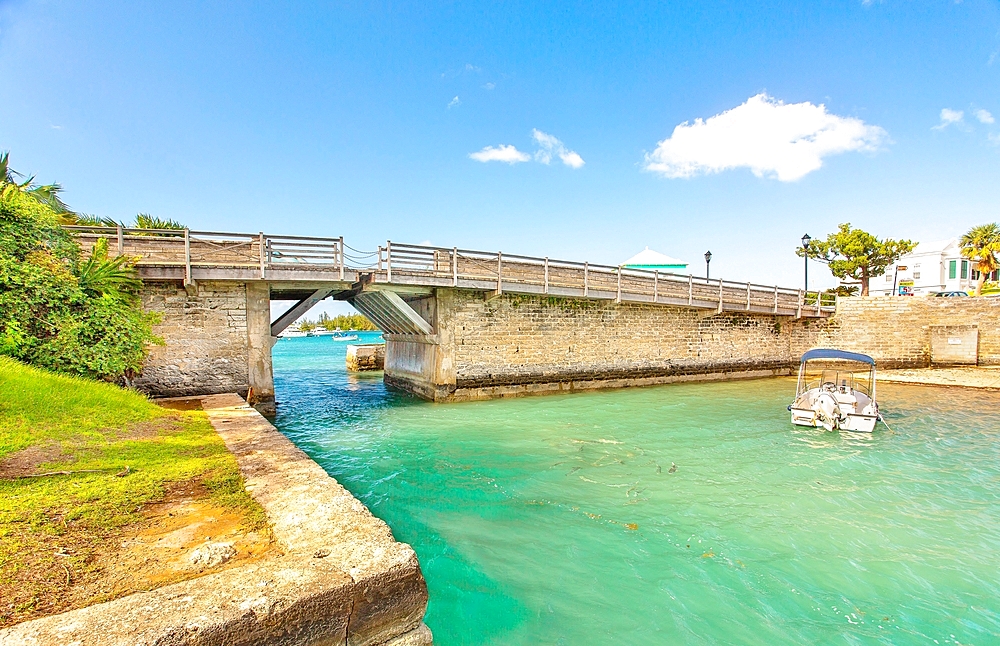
left=1, top=154, right=161, bottom=383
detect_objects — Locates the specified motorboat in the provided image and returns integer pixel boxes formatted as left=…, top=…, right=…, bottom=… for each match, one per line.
left=331, top=333, right=359, bottom=341
left=788, top=349, right=880, bottom=433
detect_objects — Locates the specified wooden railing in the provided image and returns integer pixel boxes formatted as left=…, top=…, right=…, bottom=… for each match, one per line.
left=376, top=242, right=834, bottom=315
left=67, top=226, right=345, bottom=282
left=63, top=226, right=834, bottom=315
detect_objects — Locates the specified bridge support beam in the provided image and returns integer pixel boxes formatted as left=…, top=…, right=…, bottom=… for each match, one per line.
left=246, top=282, right=276, bottom=415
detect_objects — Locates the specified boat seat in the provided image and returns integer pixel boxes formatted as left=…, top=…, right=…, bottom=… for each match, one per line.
left=834, top=392, right=857, bottom=406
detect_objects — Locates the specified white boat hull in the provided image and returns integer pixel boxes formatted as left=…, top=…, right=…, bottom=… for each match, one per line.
left=790, top=407, right=878, bottom=433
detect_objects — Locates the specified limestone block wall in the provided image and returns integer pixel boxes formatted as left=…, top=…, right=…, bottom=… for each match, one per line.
left=791, top=296, right=1000, bottom=368
left=135, top=281, right=251, bottom=397
left=381, top=290, right=1000, bottom=401
left=443, top=292, right=799, bottom=392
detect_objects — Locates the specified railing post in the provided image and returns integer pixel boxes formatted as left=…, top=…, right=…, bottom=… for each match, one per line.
left=386, top=241, right=392, bottom=283
left=746, top=283, right=751, bottom=311
left=497, top=251, right=503, bottom=295
left=258, top=232, right=266, bottom=279
left=377, top=246, right=383, bottom=273
left=339, top=237, right=345, bottom=280
left=688, top=274, right=693, bottom=305
left=183, top=228, right=191, bottom=286
left=584, top=262, right=589, bottom=297
left=817, top=291, right=821, bottom=316
left=117, top=224, right=124, bottom=255
left=773, top=285, right=779, bottom=314
left=452, top=247, right=458, bottom=287
left=544, top=257, right=549, bottom=294
left=797, top=290, right=803, bottom=318
left=616, top=266, right=622, bottom=303
left=717, top=279, right=724, bottom=314
left=654, top=270, right=659, bottom=303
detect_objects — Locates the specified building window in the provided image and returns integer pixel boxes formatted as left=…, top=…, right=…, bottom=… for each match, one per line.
left=961, top=260, right=969, bottom=279
left=949, top=260, right=957, bottom=279
left=914, top=272, right=921, bottom=280
left=886, top=274, right=893, bottom=282
left=972, top=269, right=981, bottom=281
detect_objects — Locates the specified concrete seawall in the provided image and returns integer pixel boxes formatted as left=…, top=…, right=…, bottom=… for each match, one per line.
left=0, top=394, right=431, bottom=645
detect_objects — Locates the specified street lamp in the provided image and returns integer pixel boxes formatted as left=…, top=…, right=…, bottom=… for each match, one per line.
left=801, top=233, right=811, bottom=293
left=704, top=250, right=712, bottom=280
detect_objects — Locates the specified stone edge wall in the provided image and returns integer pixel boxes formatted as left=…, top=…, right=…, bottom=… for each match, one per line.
left=791, top=296, right=1000, bottom=368
left=0, top=394, right=432, bottom=646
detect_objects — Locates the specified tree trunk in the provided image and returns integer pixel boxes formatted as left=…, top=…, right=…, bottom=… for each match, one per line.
left=976, top=272, right=986, bottom=297
left=861, top=268, right=869, bottom=296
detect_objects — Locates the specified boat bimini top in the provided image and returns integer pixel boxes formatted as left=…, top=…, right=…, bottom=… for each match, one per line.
left=798, top=348, right=875, bottom=365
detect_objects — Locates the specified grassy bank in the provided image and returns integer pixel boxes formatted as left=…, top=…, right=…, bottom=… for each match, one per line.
left=0, top=357, right=267, bottom=627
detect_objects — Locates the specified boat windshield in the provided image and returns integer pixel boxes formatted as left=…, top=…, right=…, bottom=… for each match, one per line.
left=796, top=359, right=875, bottom=399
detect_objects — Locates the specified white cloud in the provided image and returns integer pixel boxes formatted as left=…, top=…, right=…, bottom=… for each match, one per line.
left=531, top=129, right=585, bottom=168
left=483, top=82, right=496, bottom=90
left=933, top=108, right=965, bottom=129
left=470, top=130, right=585, bottom=168
left=643, top=93, right=886, bottom=182
left=469, top=144, right=531, bottom=164
left=447, top=96, right=460, bottom=109
left=975, top=109, right=995, bottom=124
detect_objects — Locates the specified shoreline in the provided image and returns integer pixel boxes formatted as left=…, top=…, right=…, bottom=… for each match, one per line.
left=877, top=366, right=1000, bottom=390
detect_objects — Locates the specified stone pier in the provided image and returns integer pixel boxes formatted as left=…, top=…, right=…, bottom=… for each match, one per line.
left=135, top=280, right=279, bottom=414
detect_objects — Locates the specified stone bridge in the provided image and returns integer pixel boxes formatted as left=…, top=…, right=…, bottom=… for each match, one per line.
left=70, top=226, right=837, bottom=411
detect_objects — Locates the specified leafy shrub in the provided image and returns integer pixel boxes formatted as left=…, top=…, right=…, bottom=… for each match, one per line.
left=0, top=190, right=161, bottom=383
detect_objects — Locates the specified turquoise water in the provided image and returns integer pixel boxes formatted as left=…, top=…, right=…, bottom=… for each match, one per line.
left=273, top=335, right=1000, bottom=645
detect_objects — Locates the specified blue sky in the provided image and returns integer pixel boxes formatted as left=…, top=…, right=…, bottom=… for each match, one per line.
left=2, top=0, right=1000, bottom=316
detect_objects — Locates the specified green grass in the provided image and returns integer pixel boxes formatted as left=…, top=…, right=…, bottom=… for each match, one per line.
left=0, top=357, right=267, bottom=625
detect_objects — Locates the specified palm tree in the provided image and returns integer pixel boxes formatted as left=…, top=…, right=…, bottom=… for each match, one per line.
left=134, top=213, right=184, bottom=230
left=75, top=238, right=142, bottom=300
left=960, top=223, right=1000, bottom=296
left=0, top=151, right=75, bottom=219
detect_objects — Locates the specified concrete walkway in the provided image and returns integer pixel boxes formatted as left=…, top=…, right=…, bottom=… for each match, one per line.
left=0, top=394, right=432, bottom=646
left=879, top=366, right=1000, bottom=390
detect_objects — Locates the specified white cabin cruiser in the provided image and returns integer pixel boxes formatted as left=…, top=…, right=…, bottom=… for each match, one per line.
left=789, top=349, right=880, bottom=433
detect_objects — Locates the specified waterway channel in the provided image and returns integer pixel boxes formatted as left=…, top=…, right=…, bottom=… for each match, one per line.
left=273, top=334, right=1000, bottom=645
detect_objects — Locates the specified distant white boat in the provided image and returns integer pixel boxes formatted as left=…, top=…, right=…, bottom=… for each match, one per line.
left=330, top=333, right=359, bottom=341
left=788, top=349, right=880, bottom=433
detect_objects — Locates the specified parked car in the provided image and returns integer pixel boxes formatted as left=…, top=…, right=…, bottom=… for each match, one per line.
left=932, top=291, right=970, bottom=297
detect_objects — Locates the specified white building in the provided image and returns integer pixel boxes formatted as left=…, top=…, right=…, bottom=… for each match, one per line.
left=870, top=239, right=997, bottom=296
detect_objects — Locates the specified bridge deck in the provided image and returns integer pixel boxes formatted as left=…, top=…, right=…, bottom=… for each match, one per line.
left=66, top=226, right=835, bottom=318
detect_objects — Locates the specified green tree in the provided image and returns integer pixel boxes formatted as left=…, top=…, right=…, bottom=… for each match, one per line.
left=0, top=188, right=161, bottom=383
left=960, top=223, right=1000, bottom=296
left=316, top=312, right=378, bottom=331
left=798, top=223, right=915, bottom=296
left=134, top=213, right=184, bottom=230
